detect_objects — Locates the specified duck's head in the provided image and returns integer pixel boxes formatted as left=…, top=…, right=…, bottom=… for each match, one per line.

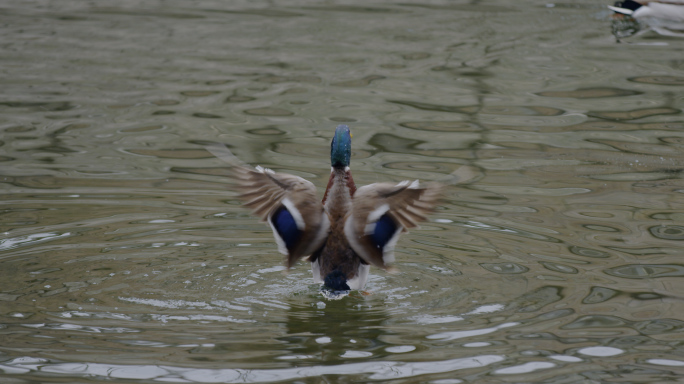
left=330, top=124, right=352, bottom=169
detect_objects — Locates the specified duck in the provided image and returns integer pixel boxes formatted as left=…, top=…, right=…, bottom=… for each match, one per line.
left=609, top=1, right=684, bottom=38
left=609, top=0, right=684, bottom=22
left=213, top=125, right=441, bottom=292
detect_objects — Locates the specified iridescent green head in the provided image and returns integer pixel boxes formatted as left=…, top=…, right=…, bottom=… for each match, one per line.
left=330, top=124, right=352, bottom=168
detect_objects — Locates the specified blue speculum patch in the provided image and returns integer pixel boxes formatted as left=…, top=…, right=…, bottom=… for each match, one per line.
left=272, top=206, right=301, bottom=251
left=371, top=214, right=397, bottom=249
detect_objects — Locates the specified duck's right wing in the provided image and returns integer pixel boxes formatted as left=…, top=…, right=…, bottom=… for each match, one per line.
left=208, top=144, right=329, bottom=268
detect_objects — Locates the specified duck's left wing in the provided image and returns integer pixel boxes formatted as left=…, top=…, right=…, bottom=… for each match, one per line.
left=344, top=180, right=441, bottom=269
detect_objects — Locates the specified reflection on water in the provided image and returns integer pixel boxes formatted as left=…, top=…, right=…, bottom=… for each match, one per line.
left=2, top=0, right=684, bottom=382
left=0, top=354, right=507, bottom=382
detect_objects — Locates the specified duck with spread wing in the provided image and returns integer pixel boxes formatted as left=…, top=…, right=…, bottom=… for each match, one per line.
left=219, top=125, right=441, bottom=291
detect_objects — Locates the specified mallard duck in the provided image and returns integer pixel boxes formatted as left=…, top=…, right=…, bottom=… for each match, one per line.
left=609, top=0, right=684, bottom=22
left=215, top=125, right=441, bottom=291
left=609, top=1, right=684, bottom=38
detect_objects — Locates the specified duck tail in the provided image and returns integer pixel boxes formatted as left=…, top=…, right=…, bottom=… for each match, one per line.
left=324, top=270, right=351, bottom=291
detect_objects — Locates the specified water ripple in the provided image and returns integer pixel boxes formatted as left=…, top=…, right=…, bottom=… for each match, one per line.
left=604, top=264, right=684, bottom=279
left=0, top=354, right=506, bottom=382
left=2, top=1, right=684, bottom=382
left=0, top=232, right=72, bottom=253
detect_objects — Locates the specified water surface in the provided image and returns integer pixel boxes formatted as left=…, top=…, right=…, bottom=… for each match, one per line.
left=2, top=1, right=684, bottom=383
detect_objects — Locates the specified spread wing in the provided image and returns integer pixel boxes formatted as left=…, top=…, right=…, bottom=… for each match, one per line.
left=207, top=144, right=329, bottom=268
left=344, top=180, right=441, bottom=269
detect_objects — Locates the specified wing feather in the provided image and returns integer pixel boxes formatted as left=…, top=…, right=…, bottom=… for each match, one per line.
left=345, top=181, right=442, bottom=269
left=206, top=144, right=329, bottom=268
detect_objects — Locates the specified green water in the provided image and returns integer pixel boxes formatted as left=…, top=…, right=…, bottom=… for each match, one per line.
left=2, top=1, right=684, bottom=383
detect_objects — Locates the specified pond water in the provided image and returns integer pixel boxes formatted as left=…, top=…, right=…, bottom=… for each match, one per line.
left=2, top=1, right=684, bottom=383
